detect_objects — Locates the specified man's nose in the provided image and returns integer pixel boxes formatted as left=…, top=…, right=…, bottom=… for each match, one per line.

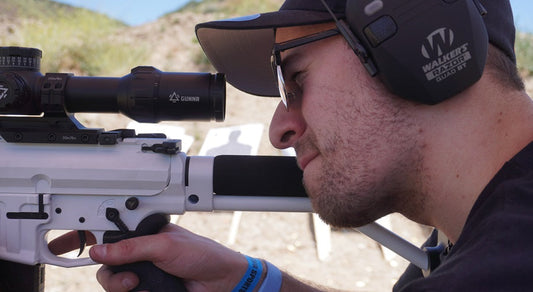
left=269, top=101, right=306, bottom=150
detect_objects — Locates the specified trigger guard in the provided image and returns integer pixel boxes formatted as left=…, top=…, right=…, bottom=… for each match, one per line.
left=39, top=229, right=104, bottom=268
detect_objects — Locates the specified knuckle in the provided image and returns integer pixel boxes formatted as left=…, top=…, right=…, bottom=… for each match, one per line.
left=157, top=231, right=175, bottom=245
left=116, top=238, right=137, bottom=255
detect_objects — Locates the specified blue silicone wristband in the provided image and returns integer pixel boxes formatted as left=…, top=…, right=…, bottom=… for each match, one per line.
left=232, top=255, right=263, bottom=292
left=258, top=260, right=282, bottom=292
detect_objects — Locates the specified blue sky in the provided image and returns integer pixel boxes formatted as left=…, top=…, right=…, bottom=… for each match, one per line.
left=52, top=0, right=189, bottom=26
left=510, top=0, right=533, bottom=33
left=52, top=0, right=533, bottom=33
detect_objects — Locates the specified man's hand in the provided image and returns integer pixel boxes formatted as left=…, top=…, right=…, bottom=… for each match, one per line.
left=89, top=224, right=250, bottom=292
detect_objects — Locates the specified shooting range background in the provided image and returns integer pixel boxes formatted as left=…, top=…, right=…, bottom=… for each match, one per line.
left=1, top=0, right=532, bottom=291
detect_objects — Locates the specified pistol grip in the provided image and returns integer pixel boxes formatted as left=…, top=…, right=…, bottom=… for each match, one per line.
left=104, top=213, right=187, bottom=292
left=109, top=261, right=186, bottom=292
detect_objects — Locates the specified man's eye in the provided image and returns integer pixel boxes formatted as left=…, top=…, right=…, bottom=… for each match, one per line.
left=285, top=91, right=297, bottom=104
left=285, top=78, right=302, bottom=102
left=288, top=71, right=305, bottom=95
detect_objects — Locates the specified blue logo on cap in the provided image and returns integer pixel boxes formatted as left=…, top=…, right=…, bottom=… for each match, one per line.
left=220, top=14, right=261, bottom=22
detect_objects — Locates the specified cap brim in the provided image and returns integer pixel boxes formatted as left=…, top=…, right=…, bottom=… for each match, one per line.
left=195, top=10, right=336, bottom=97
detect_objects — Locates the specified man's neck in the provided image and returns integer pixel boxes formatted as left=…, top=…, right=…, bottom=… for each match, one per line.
left=412, top=77, right=533, bottom=243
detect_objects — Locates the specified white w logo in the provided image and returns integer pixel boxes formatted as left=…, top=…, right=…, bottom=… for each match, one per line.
left=421, top=27, right=455, bottom=59
left=0, top=86, right=8, bottom=101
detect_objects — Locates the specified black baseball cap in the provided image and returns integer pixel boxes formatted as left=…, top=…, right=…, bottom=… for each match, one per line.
left=195, top=0, right=516, bottom=98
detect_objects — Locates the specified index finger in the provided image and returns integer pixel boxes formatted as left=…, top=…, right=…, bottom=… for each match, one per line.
left=48, top=230, right=97, bottom=255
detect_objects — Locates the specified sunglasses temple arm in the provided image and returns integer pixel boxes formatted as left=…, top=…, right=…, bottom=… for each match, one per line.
left=319, top=0, right=378, bottom=76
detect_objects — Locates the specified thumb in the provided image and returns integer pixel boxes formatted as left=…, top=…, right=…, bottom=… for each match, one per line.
left=89, top=244, right=110, bottom=263
left=89, top=231, right=175, bottom=265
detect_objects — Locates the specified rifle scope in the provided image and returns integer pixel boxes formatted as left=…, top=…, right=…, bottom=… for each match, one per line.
left=0, top=47, right=225, bottom=123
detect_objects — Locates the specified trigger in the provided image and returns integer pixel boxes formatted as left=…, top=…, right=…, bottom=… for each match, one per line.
left=77, top=230, right=86, bottom=257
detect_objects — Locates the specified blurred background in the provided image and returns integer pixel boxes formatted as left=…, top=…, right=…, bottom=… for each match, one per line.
left=1, top=0, right=531, bottom=291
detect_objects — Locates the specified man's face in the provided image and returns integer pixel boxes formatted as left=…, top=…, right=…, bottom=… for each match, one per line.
left=269, top=23, right=424, bottom=227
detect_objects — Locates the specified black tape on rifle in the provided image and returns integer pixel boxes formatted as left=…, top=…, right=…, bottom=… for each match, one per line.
left=213, top=155, right=307, bottom=197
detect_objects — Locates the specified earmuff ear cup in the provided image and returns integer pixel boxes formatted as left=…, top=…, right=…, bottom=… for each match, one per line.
left=345, top=0, right=488, bottom=104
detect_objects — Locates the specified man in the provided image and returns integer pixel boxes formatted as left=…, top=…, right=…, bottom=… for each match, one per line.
left=88, top=0, right=533, bottom=290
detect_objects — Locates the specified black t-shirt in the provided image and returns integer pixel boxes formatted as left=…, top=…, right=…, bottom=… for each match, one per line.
left=394, top=142, right=533, bottom=291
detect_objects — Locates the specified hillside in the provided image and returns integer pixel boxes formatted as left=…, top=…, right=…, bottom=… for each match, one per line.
left=0, top=0, right=284, bottom=76
left=177, top=0, right=283, bottom=15
left=0, top=0, right=134, bottom=75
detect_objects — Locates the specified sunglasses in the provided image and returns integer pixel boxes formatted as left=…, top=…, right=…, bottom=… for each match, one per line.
left=271, top=28, right=340, bottom=110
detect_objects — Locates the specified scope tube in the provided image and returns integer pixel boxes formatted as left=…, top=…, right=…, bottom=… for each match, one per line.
left=65, top=66, right=225, bottom=123
left=64, top=77, right=120, bottom=113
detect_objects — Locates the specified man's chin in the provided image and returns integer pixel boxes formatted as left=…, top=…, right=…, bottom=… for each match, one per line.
left=309, top=192, right=383, bottom=228
left=314, top=210, right=377, bottom=229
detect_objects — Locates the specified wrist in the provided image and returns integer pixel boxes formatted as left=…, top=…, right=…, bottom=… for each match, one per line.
left=232, top=256, right=282, bottom=292
left=231, top=255, right=263, bottom=292
left=252, top=260, right=267, bottom=292
left=257, top=260, right=282, bottom=292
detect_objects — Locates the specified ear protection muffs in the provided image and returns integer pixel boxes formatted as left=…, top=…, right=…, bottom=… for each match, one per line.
left=331, top=0, right=489, bottom=104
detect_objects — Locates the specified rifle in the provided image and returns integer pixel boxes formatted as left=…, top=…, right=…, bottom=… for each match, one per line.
left=0, top=47, right=431, bottom=291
